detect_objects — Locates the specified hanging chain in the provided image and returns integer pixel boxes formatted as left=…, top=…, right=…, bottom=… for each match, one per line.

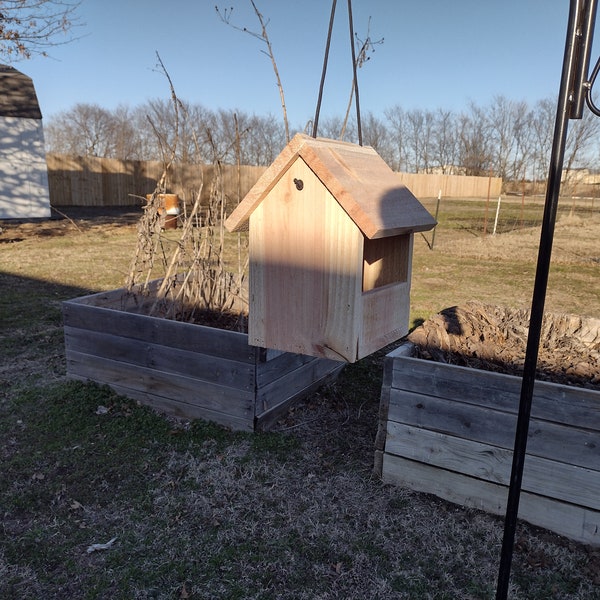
left=312, top=0, right=363, bottom=145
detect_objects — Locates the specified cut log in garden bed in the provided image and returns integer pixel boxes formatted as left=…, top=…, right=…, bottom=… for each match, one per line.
left=62, top=285, right=343, bottom=431
left=375, top=340, right=600, bottom=547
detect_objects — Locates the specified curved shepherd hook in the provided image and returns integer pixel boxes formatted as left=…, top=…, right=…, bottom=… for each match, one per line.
left=496, top=1, right=599, bottom=598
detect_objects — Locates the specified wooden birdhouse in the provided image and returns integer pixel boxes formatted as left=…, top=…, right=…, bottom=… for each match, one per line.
left=225, top=133, right=436, bottom=363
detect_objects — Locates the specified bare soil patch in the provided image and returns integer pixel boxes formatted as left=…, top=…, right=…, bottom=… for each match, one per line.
left=409, top=301, right=600, bottom=389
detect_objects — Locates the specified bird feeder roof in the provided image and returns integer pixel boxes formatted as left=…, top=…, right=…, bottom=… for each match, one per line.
left=225, top=133, right=436, bottom=239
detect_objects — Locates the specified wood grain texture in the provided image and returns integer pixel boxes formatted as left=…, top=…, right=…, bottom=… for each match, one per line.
left=248, top=158, right=363, bottom=361
left=256, top=357, right=343, bottom=415
left=359, top=286, right=410, bottom=359
left=227, top=134, right=434, bottom=361
left=226, top=133, right=436, bottom=238
left=378, top=344, right=600, bottom=546
left=390, top=356, right=600, bottom=430
left=63, top=297, right=256, bottom=363
left=64, top=326, right=256, bottom=391
left=386, top=422, right=600, bottom=510
left=362, top=235, right=410, bottom=291
left=62, top=286, right=342, bottom=431
left=387, top=388, right=600, bottom=470
left=382, top=454, right=600, bottom=546
left=66, top=350, right=256, bottom=420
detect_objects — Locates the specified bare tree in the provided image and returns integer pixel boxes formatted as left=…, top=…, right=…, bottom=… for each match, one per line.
left=203, top=109, right=252, bottom=164
left=107, top=105, right=145, bottom=160
left=316, top=114, right=355, bottom=143
left=384, top=105, right=408, bottom=171
left=404, top=109, right=435, bottom=173
left=0, top=0, right=81, bottom=60
left=404, top=109, right=424, bottom=172
left=243, top=114, right=286, bottom=165
left=340, top=18, right=384, bottom=139
left=361, top=111, right=394, bottom=167
left=564, top=107, right=600, bottom=178
left=45, top=103, right=116, bottom=157
left=509, top=104, right=533, bottom=182
left=457, top=103, right=492, bottom=176
left=46, top=102, right=149, bottom=160
left=143, top=97, right=209, bottom=164
left=487, top=95, right=529, bottom=180
left=524, top=98, right=554, bottom=182
left=216, top=1, right=290, bottom=142
left=430, top=108, right=458, bottom=174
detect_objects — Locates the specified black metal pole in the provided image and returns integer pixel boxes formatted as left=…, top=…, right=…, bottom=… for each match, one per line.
left=495, top=1, right=597, bottom=597
left=312, top=0, right=337, bottom=138
left=347, top=0, right=362, bottom=145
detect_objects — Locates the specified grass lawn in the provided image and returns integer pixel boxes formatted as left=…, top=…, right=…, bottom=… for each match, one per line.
left=0, top=199, right=599, bottom=599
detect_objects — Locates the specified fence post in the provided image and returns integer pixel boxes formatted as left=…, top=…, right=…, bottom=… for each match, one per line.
left=430, top=189, right=441, bottom=249
left=492, top=195, right=502, bottom=236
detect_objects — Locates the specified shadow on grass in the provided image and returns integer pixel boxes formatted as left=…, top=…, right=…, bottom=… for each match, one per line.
left=0, top=271, right=91, bottom=332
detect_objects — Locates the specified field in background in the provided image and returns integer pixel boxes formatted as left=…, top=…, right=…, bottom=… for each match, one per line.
left=1, top=196, right=599, bottom=599
left=410, top=194, right=599, bottom=324
left=2, top=194, right=598, bottom=324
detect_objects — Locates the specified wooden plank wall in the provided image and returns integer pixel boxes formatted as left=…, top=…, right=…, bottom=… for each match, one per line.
left=46, top=154, right=502, bottom=207
left=63, top=295, right=258, bottom=431
left=376, top=344, right=600, bottom=547
left=62, top=286, right=343, bottom=431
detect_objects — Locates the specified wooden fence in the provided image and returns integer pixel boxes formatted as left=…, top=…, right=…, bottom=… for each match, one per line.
left=396, top=172, right=502, bottom=198
left=46, top=154, right=266, bottom=208
left=46, top=154, right=502, bottom=207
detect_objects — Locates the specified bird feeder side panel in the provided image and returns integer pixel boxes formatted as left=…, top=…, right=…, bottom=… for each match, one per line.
left=248, top=157, right=364, bottom=362
left=359, top=234, right=414, bottom=359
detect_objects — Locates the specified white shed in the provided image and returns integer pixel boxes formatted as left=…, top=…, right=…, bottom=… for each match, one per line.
left=0, top=65, right=51, bottom=219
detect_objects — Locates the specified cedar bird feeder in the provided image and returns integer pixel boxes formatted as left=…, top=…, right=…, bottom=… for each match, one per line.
left=225, top=133, right=436, bottom=362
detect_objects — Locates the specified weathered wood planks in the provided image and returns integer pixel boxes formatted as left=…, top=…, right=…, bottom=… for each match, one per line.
left=63, top=286, right=343, bottom=431
left=376, top=343, right=600, bottom=546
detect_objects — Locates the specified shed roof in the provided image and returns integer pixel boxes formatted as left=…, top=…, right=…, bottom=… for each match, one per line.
left=0, top=65, right=42, bottom=119
left=225, top=133, right=436, bottom=239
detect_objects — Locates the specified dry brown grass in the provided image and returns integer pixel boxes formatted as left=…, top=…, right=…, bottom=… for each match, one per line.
left=410, top=197, right=600, bottom=324
left=431, top=212, right=600, bottom=265
left=1, top=199, right=599, bottom=599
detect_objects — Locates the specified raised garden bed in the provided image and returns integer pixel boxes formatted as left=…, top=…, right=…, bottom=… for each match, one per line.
left=62, top=284, right=343, bottom=431
left=375, top=303, right=600, bottom=546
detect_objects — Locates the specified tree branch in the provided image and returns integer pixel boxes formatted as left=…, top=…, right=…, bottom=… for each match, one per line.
left=216, top=1, right=289, bottom=142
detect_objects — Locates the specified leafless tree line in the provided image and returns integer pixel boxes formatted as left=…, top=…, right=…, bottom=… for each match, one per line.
left=44, top=100, right=287, bottom=167
left=45, top=94, right=600, bottom=181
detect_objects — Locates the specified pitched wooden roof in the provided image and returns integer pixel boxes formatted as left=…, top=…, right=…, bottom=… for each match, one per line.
left=0, top=65, right=42, bottom=119
left=225, top=133, right=436, bottom=239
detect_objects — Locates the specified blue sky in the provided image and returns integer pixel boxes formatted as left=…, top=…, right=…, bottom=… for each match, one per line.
left=19, top=1, right=576, bottom=127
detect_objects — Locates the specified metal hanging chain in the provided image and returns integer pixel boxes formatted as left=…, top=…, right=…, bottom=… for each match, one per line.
left=312, top=0, right=363, bottom=144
